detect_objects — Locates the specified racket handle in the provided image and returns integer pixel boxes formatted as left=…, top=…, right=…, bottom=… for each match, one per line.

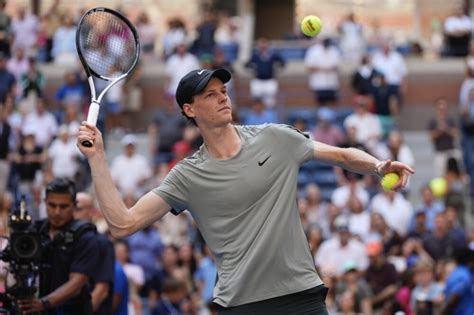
left=82, top=102, right=100, bottom=147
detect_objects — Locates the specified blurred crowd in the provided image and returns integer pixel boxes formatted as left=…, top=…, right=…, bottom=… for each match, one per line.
left=0, top=1, right=474, bottom=315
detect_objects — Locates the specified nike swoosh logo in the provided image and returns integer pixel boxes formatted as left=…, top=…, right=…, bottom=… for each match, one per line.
left=258, top=155, right=271, bottom=166
left=197, top=70, right=205, bottom=75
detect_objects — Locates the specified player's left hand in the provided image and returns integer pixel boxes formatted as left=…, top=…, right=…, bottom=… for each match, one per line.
left=376, top=160, right=415, bottom=191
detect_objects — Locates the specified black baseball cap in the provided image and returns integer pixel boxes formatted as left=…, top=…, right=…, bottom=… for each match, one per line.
left=175, top=68, right=231, bottom=108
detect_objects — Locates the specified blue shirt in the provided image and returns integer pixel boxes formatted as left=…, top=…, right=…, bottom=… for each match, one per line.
left=194, top=256, right=217, bottom=303
left=444, top=265, right=474, bottom=315
left=244, top=109, right=279, bottom=126
left=113, top=262, right=129, bottom=315
left=126, top=228, right=163, bottom=280
left=246, top=50, right=285, bottom=80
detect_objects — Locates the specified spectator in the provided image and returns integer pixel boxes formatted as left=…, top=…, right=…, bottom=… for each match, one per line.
left=364, top=240, right=399, bottom=312
left=304, top=37, right=341, bottom=107
left=148, top=102, right=187, bottom=167
left=370, top=190, right=413, bottom=237
left=410, top=258, right=443, bottom=314
left=162, top=18, right=187, bottom=60
left=190, top=10, right=216, bottom=58
left=440, top=247, right=474, bottom=315
left=51, top=14, right=77, bottom=66
left=311, top=107, right=345, bottom=147
left=151, top=277, right=187, bottom=315
left=331, top=169, right=369, bottom=211
left=0, top=0, right=11, bottom=57
left=412, top=185, right=444, bottom=231
left=20, top=56, right=45, bottom=102
left=112, top=261, right=129, bottom=315
left=343, top=95, right=381, bottom=152
left=243, top=98, right=279, bottom=125
left=371, top=41, right=408, bottom=106
left=137, top=12, right=158, bottom=60
left=422, top=212, right=467, bottom=261
left=459, top=86, right=474, bottom=197
left=374, top=130, right=415, bottom=179
left=372, top=75, right=398, bottom=137
left=367, top=212, right=404, bottom=257
left=47, top=124, right=81, bottom=180
left=110, top=134, right=152, bottom=197
left=315, top=215, right=369, bottom=276
left=443, top=5, right=473, bottom=57
left=21, top=97, right=58, bottom=149
left=351, top=54, right=382, bottom=96
left=338, top=12, right=365, bottom=64
left=164, top=43, right=200, bottom=101
left=0, top=101, right=11, bottom=193
left=334, top=261, right=373, bottom=315
left=0, top=52, right=15, bottom=101
left=10, top=6, right=39, bottom=55
left=428, top=97, right=460, bottom=177
left=245, top=38, right=285, bottom=108
left=114, top=239, right=145, bottom=315
left=346, top=194, right=371, bottom=240
left=6, top=45, right=29, bottom=99
left=11, top=130, right=45, bottom=200
left=194, top=245, right=217, bottom=305
left=304, top=183, right=330, bottom=228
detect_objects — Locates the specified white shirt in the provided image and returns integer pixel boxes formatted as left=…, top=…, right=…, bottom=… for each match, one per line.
left=459, top=78, right=474, bottom=107
left=331, top=184, right=370, bottom=209
left=444, top=15, right=472, bottom=34
left=370, top=192, right=413, bottom=236
left=344, top=112, right=381, bottom=144
left=371, top=50, right=407, bottom=85
left=165, top=53, right=200, bottom=95
left=48, top=138, right=81, bottom=179
left=348, top=211, right=371, bottom=239
left=373, top=143, right=415, bottom=167
left=22, top=111, right=58, bottom=148
left=304, top=44, right=341, bottom=90
left=110, top=153, right=152, bottom=195
left=315, top=237, right=369, bottom=276
left=11, top=14, right=39, bottom=52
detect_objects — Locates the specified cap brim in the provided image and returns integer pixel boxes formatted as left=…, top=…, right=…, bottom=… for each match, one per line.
left=193, top=68, right=232, bottom=96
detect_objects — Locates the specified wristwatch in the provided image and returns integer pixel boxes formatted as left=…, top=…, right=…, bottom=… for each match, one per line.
left=40, top=297, right=52, bottom=309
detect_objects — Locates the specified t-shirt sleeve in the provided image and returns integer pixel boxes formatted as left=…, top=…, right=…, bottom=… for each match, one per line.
left=270, top=124, right=315, bottom=164
left=153, top=164, right=189, bottom=215
left=70, top=231, right=100, bottom=278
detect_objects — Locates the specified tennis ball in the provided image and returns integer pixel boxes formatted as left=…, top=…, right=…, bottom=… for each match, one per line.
left=381, top=172, right=400, bottom=191
left=429, top=177, right=447, bottom=198
left=301, top=15, right=322, bottom=37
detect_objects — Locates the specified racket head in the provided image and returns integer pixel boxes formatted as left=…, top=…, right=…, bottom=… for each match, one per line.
left=76, top=7, right=140, bottom=80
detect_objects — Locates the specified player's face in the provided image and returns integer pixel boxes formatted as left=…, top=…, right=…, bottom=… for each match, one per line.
left=45, top=192, right=75, bottom=230
left=186, top=77, right=232, bottom=128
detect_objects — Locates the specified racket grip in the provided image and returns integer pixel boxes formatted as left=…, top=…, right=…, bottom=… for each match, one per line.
left=82, top=102, right=100, bottom=147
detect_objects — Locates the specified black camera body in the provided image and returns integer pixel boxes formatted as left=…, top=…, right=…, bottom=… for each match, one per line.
left=0, top=202, right=43, bottom=314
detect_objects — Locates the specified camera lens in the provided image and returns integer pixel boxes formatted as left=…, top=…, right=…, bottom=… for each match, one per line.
left=12, top=233, right=40, bottom=260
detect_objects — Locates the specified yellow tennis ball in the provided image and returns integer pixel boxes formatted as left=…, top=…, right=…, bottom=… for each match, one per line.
left=381, top=172, right=400, bottom=191
left=301, top=15, right=322, bottom=37
left=429, top=177, right=447, bottom=198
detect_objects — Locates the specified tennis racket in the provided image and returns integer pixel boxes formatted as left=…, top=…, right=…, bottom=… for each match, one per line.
left=76, top=7, right=140, bottom=147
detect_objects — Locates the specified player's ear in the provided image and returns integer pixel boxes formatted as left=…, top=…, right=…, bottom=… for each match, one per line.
left=182, top=103, right=196, bottom=118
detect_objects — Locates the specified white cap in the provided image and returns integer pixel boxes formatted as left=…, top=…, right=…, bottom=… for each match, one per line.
left=121, top=134, right=137, bottom=146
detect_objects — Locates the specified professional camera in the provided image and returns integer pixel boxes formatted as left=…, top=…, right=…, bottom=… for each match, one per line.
left=0, top=197, right=42, bottom=314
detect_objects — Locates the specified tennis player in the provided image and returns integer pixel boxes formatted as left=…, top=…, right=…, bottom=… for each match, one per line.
left=77, top=68, right=414, bottom=314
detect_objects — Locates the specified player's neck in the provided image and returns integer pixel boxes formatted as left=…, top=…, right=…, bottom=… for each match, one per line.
left=201, top=124, right=241, bottom=160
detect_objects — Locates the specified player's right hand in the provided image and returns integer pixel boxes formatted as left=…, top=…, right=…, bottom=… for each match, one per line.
left=77, top=122, right=105, bottom=158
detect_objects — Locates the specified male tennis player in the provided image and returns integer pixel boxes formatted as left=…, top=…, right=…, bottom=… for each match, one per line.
left=77, top=68, right=414, bottom=314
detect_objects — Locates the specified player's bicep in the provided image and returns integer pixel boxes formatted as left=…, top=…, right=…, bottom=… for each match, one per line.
left=129, top=191, right=172, bottom=231
left=312, top=140, right=345, bottom=166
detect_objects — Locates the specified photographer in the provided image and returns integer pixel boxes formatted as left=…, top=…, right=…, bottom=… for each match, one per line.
left=16, top=178, right=100, bottom=314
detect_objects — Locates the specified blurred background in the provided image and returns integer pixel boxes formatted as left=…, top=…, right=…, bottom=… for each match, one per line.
left=0, top=0, right=474, bottom=314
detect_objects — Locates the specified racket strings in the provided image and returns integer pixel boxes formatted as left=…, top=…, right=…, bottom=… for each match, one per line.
left=79, top=11, right=137, bottom=78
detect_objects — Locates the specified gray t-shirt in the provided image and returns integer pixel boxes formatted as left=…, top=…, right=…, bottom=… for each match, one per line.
left=154, top=124, right=323, bottom=307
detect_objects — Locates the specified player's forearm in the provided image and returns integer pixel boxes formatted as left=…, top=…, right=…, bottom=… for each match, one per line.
left=339, top=147, right=381, bottom=176
left=88, top=154, right=136, bottom=237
